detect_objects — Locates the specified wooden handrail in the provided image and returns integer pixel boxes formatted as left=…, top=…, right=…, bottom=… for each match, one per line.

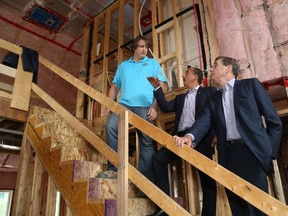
left=1, top=38, right=287, bottom=215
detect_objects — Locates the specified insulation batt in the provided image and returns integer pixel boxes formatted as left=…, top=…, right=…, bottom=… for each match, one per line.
left=212, top=0, right=288, bottom=80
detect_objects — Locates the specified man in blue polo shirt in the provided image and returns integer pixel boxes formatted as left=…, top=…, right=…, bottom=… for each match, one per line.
left=98, top=36, right=166, bottom=181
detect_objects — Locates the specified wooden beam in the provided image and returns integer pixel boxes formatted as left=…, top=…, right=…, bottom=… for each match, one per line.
left=155, top=20, right=174, bottom=34
left=117, top=111, right=129, bottom=216
left=172, top=0, right=184, bottom=87
left=76, top=26, right=91, bottom=119
left=30, top=155, right=43, bottom=215
left=10, top=48, right=33, bottom=111
left=101, top=9, right=111, bottom=115
left=198, top=0, right=219, bottom=67
left=0, top=38, right=22, bottom=54
left=158, top=52, right=176, bottom=64
left=118, top=0, right=124, bottom=64
left=11, top=126, right=31, bottom=216
left=45, top=175, right=57, bottom=216
left=0, top=63, right=16, bottom=78
left=0, top=98, right=28, bottom=122
left=151, top=0, right=159, bottom=58
left=0, top=90, right=12, bottom=100
left=0, top=82, right=13, bottom=92
left=133, top=0, right=140, bottom=37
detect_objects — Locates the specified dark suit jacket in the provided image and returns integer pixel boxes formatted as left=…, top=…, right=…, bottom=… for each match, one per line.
left=188, top=78, right=282, bottom=172
left=154, top=86, right=217, bottom=156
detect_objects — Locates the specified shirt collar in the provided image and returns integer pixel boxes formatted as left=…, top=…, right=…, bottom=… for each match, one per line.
left=129, top=56, right=148, bottom=63
left=188, top=85, right=200, bottom=94
left=221, top=78, right=236, bottom=92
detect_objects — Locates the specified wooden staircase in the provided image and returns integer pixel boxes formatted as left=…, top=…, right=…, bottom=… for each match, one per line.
left=26, top=105, right=156, bottom=215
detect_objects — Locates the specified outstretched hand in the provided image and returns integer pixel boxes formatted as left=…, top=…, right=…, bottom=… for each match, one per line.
left=147, top=76, right=160, bottom=88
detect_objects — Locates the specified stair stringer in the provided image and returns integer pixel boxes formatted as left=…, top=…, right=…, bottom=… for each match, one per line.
left=27, top=114, right=106, bottom=216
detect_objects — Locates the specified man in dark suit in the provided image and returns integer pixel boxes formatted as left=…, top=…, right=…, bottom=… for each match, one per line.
left=147, top=66, right=217, bottom=216
left=175, top=56, right=282, bottom=216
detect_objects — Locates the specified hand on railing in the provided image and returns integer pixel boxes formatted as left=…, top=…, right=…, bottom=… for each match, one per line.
left=104, top=107, right=111, bottom=117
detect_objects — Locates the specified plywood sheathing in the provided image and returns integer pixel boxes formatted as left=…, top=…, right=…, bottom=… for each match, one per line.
left=211, top=0, right=288, bottom=81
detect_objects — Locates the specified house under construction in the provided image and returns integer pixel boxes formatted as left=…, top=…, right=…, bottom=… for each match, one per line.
left=0, top=0, right=288, bottom=215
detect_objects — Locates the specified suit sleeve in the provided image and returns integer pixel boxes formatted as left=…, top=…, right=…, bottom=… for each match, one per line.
left=253, top=79, right=282, bottom=158
left=154, top=87, right=176, bottom=113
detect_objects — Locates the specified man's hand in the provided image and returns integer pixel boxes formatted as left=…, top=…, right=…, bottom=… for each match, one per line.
left=147, top=76, right=160, bottom=88
left=104, top=107, right=110, bottom=117
left=147, top=107, right=157, bottom=121
left=174, top=135, right=192, bottom=148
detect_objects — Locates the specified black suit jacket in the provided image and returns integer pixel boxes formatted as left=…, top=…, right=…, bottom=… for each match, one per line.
left=154, top=86, right=217, bottom=156
left=188, top=78, right=282, bottom=172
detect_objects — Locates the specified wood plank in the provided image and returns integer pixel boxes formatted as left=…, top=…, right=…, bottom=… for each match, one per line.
left=117, top=111, right=129, bottom=216
left=76, top=26, right=91, bottom=119
left=0, top=82, right=13, bottom=92
left=118, top=0, right=124, bottom=64
left=10, top=48, right=33, bottom=111
left=0, top=38, right=22, bottom=54
left=172, top=0, right=184, bottom=87
left=157, top=0, right=168, bottom=90
left=25, top=151, right=36, bottom=216
left=133, top=0, right=140, bottom=37
left=185, top=163, right=200, bottom=214
left=0, top=63, right=16, bottom=78
left=37, top=56, right=288, bottom=215
left=101, top=9, right=111, bottom=115
left=151, top=0, right=159, bottom=58
left=0, top=98, right=28, bottom=122
left=30, top=155, right=43, bottom=216
left=0, top=90, right=12, bottom=100
left=155, top=20, right=174, bottom=34
left=198, top=0, right=219, bottom=67
left=11, top=126, right=31, bottom=216
left=45, top=175, right=57, bottom=216
left=158, top=51, right=176, bottom=64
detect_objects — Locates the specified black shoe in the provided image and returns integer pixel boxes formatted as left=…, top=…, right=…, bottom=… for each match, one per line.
left=147, top=209, right=168, bottom=216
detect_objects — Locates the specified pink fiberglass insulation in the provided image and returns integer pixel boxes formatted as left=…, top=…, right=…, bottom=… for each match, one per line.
left=212, top=0, right=250, bottom=78
left=269, top=0, right=288, bottom=74
left=242, top=6, right=281, bottom=81
left=212, top=0, right=288, bottom=81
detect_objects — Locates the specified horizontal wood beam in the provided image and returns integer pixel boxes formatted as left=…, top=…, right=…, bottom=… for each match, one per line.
left=0, top=98, right=28, bottom=122
left=0, top=64, right=16, bottom=78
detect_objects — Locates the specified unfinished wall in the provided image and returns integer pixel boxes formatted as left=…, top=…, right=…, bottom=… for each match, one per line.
left=212, top=0, right=288, bottom=81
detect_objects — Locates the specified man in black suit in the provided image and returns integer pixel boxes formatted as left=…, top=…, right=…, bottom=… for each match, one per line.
left=147, top=66, right=217, bottom=216
left=175, top=56, right=282, bottom=216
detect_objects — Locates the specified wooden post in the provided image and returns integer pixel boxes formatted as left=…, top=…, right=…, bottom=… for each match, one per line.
left=45, top=175, right=57, bottom=216
left=11, top=127, right=32, bottom=216
left=76, top=26, right=91, bottom=118
left=11, top=47, right=33, bottom=111
left=117, top=110, right=129, bottom=216
left=29, top=155, right=44, bottom=215
left=101, top=9, right=111, bottom=115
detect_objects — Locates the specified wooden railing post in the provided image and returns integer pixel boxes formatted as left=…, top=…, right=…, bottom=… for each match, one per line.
left=117, top=110, right=129, bottom=216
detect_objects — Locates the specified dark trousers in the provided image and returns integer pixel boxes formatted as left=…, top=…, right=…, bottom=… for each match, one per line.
left=152, top=145, right=217, bottom=216
left=224, top=142, right=268, bottom=216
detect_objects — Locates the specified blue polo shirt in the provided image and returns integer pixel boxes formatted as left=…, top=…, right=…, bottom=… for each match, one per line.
left=112, top=56, right=166, bottom=107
